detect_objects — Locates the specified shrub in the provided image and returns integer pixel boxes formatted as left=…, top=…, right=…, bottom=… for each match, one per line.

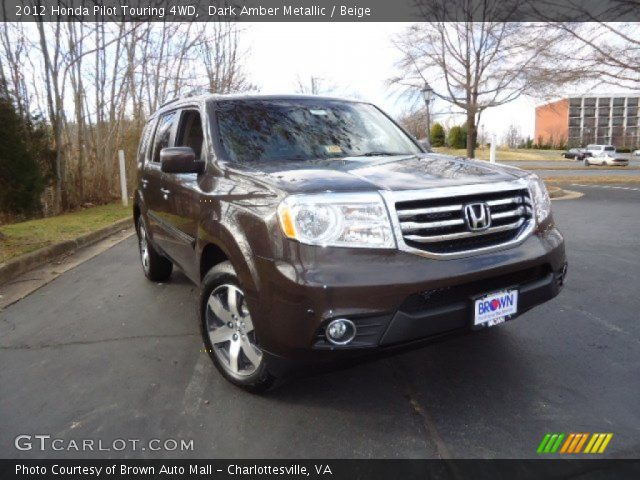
left=448, top=125, right=467, bottom=149
left=430, top=122, right=445, bottom=147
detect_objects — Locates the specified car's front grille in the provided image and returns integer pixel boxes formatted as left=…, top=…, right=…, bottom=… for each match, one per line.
left=391, top=185, right=534, bottom=257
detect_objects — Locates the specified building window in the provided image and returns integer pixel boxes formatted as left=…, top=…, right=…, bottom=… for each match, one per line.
left=569, top=98, right=582, bottom=107
left=612, top=107, right=624, bottom=117
left=598, top=108, right=610, bottom=117
left=583, top=117, right=596, bottom=127
left=626, top=107, right=637, bottom=117
left=584, top=98, right=596, bottom=107
left=627, top=97, right=638, bottom=107
left=584, top=107, right=596, bottom=117
left=569, top=107, right=581, bottom=117
left=613, top=97, right=625, bottom=106
left=598, top=98, right=610, bottom=107
left=627, top=116, right=638, bottom=127
left=569, top=117, right=581, bottom=127
left=598, top=117, right=610, bottom=127
left=612, top=117, right=623, bottom=126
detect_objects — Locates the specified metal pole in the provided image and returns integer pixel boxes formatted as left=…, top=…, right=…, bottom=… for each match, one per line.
left=118, top=150, right=128, bottom=207
left=490, top=134, right=497, bottom=163
left=425, top=98, right=431, bottom=143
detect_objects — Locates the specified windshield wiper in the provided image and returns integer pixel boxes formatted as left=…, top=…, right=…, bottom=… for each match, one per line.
left=353, top=151, right=414, bottom=157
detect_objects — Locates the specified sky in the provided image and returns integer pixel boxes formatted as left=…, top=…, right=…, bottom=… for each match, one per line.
left=243, top=22, right=637, bottom=142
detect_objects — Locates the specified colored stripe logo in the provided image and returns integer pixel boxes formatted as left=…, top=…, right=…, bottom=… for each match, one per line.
left=537, top=433, right=613, bottom=454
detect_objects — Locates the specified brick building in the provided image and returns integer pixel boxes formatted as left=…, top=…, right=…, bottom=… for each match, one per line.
left=534, top=94, right=640, bottom=148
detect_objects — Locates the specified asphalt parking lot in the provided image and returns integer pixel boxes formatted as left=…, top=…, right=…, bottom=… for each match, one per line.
left=1, top=184, right=639, bottom=459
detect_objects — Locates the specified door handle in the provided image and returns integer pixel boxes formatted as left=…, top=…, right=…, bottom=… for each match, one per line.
left=160, top=188, right=171, bottom=199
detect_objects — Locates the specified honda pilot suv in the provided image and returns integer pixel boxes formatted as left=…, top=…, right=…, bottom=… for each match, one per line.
left=134, top=94, right=567, bottom=391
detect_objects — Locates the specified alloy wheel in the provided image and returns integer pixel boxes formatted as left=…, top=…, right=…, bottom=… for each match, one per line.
left=205, top=284, right=263, bottom=377
left=138, top=223, right=150, bottom=274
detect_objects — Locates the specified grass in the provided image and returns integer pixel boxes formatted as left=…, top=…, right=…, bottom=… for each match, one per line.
left=433, top=147, right=568, bottom=162
left=520, top=165, right=640, bottom=171
left=543, top=175, right=640, bottom=185
left=0, top=203, right=130, bottom=264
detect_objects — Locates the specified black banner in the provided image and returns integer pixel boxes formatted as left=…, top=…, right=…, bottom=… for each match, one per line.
left=2, top=460, right=640, bottom=480
left=1, top=0, right=640, bottom=22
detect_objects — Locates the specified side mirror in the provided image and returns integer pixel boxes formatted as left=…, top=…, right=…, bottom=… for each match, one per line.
left=160, top=147, right=204, bottom=174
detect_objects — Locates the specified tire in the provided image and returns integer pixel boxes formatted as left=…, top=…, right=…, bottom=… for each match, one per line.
left=137, top=216, right=172, bottom=282
left=200, top=261, right=275, bottom=393
left=583, top=159, right=589, bottom=166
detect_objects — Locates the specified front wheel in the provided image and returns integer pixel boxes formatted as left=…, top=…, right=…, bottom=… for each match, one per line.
left=200, top=261, right=275, bottom=392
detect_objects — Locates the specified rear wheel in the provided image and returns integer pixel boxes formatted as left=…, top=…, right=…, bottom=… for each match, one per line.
left=137, top=217, right=172, bottom=282
left=200, top=261, right=275, bottom=392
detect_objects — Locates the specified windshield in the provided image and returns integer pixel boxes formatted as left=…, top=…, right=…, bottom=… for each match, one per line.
left=215, top=99, right=421, bottom=163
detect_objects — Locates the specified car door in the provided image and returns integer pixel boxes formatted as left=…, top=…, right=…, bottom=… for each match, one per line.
left=160, top=107, right=206, bottom=281
left=145, top=110, right=178, bottom=257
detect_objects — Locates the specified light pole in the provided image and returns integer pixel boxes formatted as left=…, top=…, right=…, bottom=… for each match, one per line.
left=421, top=82, right=434, bottom=142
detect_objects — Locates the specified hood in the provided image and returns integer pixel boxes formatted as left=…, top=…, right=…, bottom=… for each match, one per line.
left=236, top=153, right=526, bottom=194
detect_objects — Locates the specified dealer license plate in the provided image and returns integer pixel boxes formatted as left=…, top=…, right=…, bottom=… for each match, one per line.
left=474, top=289, right=518, bottom=327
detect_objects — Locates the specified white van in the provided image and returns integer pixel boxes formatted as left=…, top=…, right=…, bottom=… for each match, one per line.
left=585, top=144, right=616, bottom=156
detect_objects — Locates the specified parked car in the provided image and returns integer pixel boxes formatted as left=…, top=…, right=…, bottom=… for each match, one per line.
left=562, top=148, right=591, bottom=160
left=134, top=94, right=567, bottom=391
left=584, top=152, right=629, bottom=166
left=633, top=149, right=640, bottom=156
left=585, top=144, right=616, bottom=157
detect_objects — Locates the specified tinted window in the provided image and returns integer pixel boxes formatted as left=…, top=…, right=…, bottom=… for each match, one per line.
left=215, top=100, right=420, bottom=164
left=152, top=112, right=177, bottom=163
left=138, top=120, right=155, bottom=165
left=176, top=110, right=204, bottom=159
left=604, top=146, right=615, bottom=151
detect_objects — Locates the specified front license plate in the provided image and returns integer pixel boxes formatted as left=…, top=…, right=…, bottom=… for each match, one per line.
left=474, top=289, right=518, bottom=326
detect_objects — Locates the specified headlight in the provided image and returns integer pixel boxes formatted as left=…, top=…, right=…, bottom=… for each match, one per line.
left=527, top=174, right=551, bottom=224
left=277, top=192, right=395, bottom=248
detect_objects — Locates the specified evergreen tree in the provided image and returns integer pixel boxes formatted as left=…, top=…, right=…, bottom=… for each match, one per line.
left=0, top=97, right=44, bottom=215
left=430, top=122, right=446, bottom=147
left=447, top=125, right=467, bottom=149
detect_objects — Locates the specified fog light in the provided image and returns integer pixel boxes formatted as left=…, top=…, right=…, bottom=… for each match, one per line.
left=325, top=318, right=356, bottom=345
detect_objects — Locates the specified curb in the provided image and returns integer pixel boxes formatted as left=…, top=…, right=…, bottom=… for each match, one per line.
left=0, top=217, right=133, bottom=286
left=548, top=187, right=584, bottom=201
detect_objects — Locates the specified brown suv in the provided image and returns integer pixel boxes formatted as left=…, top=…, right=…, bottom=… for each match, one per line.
left=134, top=94, right=567, bottom=391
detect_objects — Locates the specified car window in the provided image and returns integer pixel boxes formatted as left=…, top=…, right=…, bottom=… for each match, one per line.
left=215, top=99, right=420, bottom=164
left=175, top=110, right=204, bottom=159
left=604, top=146, right=615, bottom=151
left=137, top=120, right=155, bottom=165
left=152, top=111, right=177, bottom=163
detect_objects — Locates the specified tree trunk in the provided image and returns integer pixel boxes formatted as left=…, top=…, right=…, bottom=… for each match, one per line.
left=466, top=109, right=477, bottom=158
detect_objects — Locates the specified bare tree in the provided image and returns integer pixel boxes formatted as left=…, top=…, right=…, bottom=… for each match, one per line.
left=503, top=124, right=522, bottom=148
left=390, top=0, right=565, bottom=158
left=296, top=75, right=336, bottom=95
left=0, top=20, right=255, bottom=213
left=548, top=22, right=640, bottom=90
left=200, top=23, right=255, bottom=94
left=398, top=109, right=430, bottom=140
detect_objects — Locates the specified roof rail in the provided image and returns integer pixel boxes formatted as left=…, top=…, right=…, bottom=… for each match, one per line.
left=159, top=96, right=181, bottom=108
left=159, top=88, right=210, bottom=109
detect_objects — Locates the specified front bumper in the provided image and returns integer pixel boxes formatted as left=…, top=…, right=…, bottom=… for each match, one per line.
left=250, top=225, right=566, bottom=363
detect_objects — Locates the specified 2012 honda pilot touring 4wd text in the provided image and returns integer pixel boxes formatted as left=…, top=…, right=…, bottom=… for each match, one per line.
left=134, top=94, right=567, bottom=391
